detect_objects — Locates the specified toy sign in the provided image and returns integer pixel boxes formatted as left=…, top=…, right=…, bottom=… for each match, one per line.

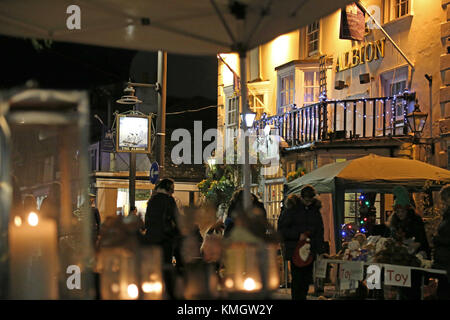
left=384, top=265, right=411, bottom=287
left=339, top=261, right=364, bottom=281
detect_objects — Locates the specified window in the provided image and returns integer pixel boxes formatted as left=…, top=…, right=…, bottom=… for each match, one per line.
left=384, top=0, right=410, bottom=22
left=307, top=21, right=320, bottom=57
left=380, top=66, right=408, bottom=133
left=394, top=0, right=409, bottom=19
left=225, top=96, right=239, bottom=150
left=344, top=193, right=382, bottom=225
left=248, top=94, right=265, bottom=119
left=226, top=96, right=239, bottom=128
left=280, top=73, right=294, bottom=111
left=264, top=182, right=283, bottom=230
left=303, top=71, right=320, bottom=105
left=391, top=80, right=406, bottom=118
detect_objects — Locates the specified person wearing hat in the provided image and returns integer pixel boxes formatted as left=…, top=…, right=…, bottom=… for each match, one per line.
left=278, top=185, right=325, bottom=300
left=388, top=186, right=430, bottom=258
left=388, top=186, right=430, bottom=300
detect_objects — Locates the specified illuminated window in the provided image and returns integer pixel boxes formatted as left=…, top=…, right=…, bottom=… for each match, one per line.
left=264, top=183, right=283, bottom=230
left=344, top=193, right=381, bottom=225
left=384, top=0, right=410, bottom=22
left=280, top=74, right=294, bottom=108
left=303, top=71, right=320, bottom=105
left=225, top=95, right=239, bottom=150
left=307, top=21, right=320, bottom=57
left=226, top=97, right=239, bottom=128
left=248, top=94, right=265, bottom=119
left=394, top=0, right=409, bottom=19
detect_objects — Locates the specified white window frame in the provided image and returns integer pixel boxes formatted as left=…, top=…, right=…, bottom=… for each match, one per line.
left=248, top=80, right=270, bottom=120
left=277, top=66, right=295, bottom=115
left=383, top=0, right=412, bottom=23
left=223, top=85, right=239, bottom=150
left=302, top=70, right=321, bottom=106
left=306, top=21, right=320, bottom=57
left=380, top=65, right=409, bottom=133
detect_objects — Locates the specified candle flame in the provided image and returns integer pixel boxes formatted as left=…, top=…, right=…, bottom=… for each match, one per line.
left=142, top=281, right=162, bottom=294
left=111, top=283, right=120, bottom=293
left=14, top=216, right=22, bottom=226
left=27, top=212, right=38, bottom=227
left=127, top=284, right=139, bottom=299
left=224, top=278, right=234, bottom=289
left=243, top=277, right=256, bottom=291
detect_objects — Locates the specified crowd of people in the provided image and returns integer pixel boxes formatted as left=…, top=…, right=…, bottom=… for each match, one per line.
left=14, top=178, right=450, bottom=300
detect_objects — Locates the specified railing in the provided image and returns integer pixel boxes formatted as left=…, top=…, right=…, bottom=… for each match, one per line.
left=254, top=92, right=416, bottom=147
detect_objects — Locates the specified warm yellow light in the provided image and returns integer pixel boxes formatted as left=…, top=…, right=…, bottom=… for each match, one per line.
left=243, top=277, right=256, bottom=291
left=220, top=53, right=239, bottom=87
left=224, top=278, right=234, bottom=289
left=27, top=212, right=38, bottom=227
left=127, top=284, right=139, bottom=299
left=14, top=216, right=22, bottom=227
left=111, top=283, right=120, bottom=293
left=271, top=34, right=292, bottom=67
left=142, top=281, right=162, bottom=294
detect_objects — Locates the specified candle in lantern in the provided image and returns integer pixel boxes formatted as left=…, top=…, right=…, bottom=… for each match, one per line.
left=9, top=211, right=58, bottom=299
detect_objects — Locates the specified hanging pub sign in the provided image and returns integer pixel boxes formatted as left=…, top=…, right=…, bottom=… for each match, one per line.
left=116, top=114, right=151, bottom=153
left=336, top=37, right=386, bottom=72
left=339, top=2, right=365, bottom=41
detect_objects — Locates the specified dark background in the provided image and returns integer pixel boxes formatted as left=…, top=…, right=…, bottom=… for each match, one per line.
left=0, top=36, right=218, bottom=144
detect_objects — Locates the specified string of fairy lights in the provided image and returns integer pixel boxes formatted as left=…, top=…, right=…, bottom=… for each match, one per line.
left=254, top=90, right=415, bottom=137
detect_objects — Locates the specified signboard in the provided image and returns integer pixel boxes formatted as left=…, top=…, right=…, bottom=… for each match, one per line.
left=116, top=114, right=151, bottom=153
left=101, top=130, right=115, bottom=152
left=384, top=264, right=411, bottom=288
left=149, top=162, right=159, bottom=184
left=336, top=37, right=386, bottom=72
left=314, top=259, right=328, bottom=279
left=340, top=3, right=365, bottom=41
left=339, top=261, right=364, bottom=281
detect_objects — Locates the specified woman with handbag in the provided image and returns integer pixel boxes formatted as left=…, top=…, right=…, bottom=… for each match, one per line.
left=278, top=185, right=325, bottom=300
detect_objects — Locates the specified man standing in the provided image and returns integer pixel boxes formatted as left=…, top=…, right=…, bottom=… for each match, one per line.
left=145, top=178, right=181, bottom=299
left=278, top=185, right=325, bottom=300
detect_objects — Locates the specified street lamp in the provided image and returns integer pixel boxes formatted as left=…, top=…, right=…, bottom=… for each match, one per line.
left=406, top=99, right=428, bottom=137
left=240, top=110, right=256, bottom=128
left=116, top=85, right=143, bottom=105
left=116, top=84, right=143, bottom=212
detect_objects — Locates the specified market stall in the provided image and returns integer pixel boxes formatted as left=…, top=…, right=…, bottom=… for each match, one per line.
left=286, top=154, right=450, bottom=253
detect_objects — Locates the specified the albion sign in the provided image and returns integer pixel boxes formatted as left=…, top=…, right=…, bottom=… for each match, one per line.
left=336, top=37, right=386, bottom=72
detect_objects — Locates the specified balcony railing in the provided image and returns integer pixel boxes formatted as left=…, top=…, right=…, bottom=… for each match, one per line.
left=254, top=92, right=416, bottom=148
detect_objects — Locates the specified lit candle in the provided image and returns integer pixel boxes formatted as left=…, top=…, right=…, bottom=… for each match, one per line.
left=9, top=212, right=58, bottom=299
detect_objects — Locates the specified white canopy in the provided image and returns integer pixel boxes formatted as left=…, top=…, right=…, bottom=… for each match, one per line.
left=0, top=0, right=354, bottom=55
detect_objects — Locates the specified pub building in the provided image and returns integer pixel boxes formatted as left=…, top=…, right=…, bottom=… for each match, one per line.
left=217, top=0, right=448, bottom=254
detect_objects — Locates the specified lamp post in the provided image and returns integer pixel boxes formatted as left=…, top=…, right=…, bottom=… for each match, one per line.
left=406, top=99, right=431, bottom=161
left=406, top=99, right=428, bottom=141
left=116, top=85, right=143, bottom=212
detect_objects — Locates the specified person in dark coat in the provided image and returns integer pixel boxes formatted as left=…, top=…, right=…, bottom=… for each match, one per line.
left=278, top=185, right=325, bottom=300
left=145, top=178, right=180, bottom=262
left=89, top=193, right=101, bottom=247
left=432, top=184, right=450, bottom=300
left=145, top=178, right=181, bottom=299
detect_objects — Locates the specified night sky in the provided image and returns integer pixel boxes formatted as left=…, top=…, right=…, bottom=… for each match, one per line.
left=0, top=35, right=218, bottom=142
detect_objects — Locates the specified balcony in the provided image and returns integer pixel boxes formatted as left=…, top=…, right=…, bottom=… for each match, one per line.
left=253, top=92, right=416, bottom=150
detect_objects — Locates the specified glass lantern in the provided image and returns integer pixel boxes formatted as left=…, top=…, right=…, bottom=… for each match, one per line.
left=223, top=243, right=263, bottom=297
left=0, top=89, right=94, bottom=299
